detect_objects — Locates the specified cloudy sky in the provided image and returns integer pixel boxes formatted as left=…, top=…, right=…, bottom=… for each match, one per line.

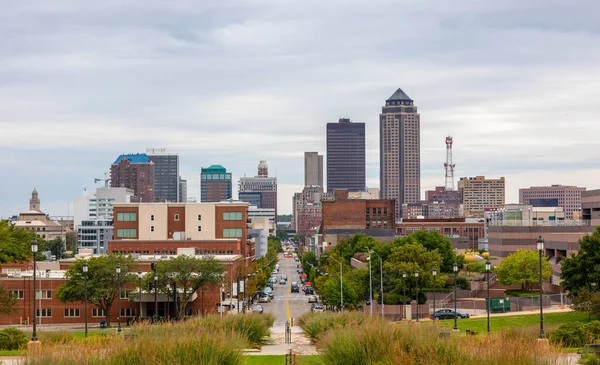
left=1, top=0, right=599, bottom=217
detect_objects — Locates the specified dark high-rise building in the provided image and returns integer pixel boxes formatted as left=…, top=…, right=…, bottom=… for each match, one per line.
left=146, top=149, right=180, bottom=202
left=326, top=118, right=366, bottom=193
left=201, top=165, right=232, bottom=202
left=110, top=153, right=155, bottom=202
left=380, top=88, right=421, bottom=218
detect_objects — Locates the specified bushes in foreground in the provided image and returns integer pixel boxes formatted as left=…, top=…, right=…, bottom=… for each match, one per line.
left=0, top=328, right=27, bottom=350
left=549, top=320, right=600, bottom=347
left=298, top=311, right=383, bottom=342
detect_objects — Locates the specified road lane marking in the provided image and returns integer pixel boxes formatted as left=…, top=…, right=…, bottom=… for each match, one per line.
left=286, top=257, right=292, bottom=324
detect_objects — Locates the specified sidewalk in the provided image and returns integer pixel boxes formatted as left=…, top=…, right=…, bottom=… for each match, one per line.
left=245, top=326, right=317, bottom=356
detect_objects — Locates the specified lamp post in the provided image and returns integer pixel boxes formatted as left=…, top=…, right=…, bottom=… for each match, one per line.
left=402, top=271, right=407, bottom=320
left=83, top=262, right=88, bottom=337
left=153, top=271, right=158, bottom=323
left=137, top=270, right=142, bottom=320
left=31, top=238, right=38, bottom=342
left=370, top=251, right=384, bottom=318
left=537, top=236, right=545, bottom=339
left=453, top=262, right=458, bottom=331
left=116, top=263, right=122, bottom=333
left=415, top=270, right=419, bottom=322
left=486, top=260, right=491, bottom=333
left=432, top=267, right=437, bottom=322
left=368, top=248, right=373, bottom=316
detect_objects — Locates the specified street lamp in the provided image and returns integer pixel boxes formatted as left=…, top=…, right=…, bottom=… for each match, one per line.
left=402, top=271, right=407, bottom=320
left=414, top=270, right=419, bottom=322
left=83, top=262, right=88, bottom=337
left=432, top=267, right=437, bottom=322
left=486, top=260, right=491, bottom=333
left=153, top=269, right=158, bottom=323
left=369, top=251, right=384, bottom=318
left=31, top=238, right=38, bottom=342
left=137, top=269, right=142, bottom=320
left=453, top=262, right=459, bottom=331
left=116, top=263, right=122, bottom=333
left=537, top=236, right=545, bottom=339
left=367, top=248, right=373, bottom=316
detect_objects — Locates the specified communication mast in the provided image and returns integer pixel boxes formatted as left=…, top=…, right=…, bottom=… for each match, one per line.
left=94, top=172, right=111, bottom=188
left=444, top=136, right=455, bottom=191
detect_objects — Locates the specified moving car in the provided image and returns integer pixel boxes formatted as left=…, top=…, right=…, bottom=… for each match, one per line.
left=258, top=295, right=270, bottom=303
left=291, top=282, right=300, bottom=293
left=270, top=277, right=278, bottom=284
left=307, top=295, right=318, bottom=303
left=311, top=303, right=324, bottom=313
left=304, top=286, right=314, bottom=295
left=264, top=287, right=274, bottom=298
left=251, top=304, right=264, bottom=313
left=279, top=278, right=286, bottom=285
left=431, top=309, right=470, bottom=320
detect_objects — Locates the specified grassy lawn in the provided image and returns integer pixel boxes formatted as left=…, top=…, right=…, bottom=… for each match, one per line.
left=437, top=311, right=590, bottom=334
left=245, top=355, right=316, bottom=364
left=0, top=350, right=22, bottom=356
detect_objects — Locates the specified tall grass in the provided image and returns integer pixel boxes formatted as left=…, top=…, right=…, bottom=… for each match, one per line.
left=301, top=313, right=563, bottom=365
left=297, top=312, right=383, bottom=342
left=26, top=314, right=273, bottom=365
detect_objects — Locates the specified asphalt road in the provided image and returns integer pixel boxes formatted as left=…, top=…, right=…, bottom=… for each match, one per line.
left=261, top=254, right=312, bottom=326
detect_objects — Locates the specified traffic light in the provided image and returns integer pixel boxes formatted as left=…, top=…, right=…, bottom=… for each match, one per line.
left=148, top=282, right=154, bottom=291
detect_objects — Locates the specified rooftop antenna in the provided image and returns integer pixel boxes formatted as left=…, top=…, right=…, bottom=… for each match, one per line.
left=444, top=136, right=456, bottom=191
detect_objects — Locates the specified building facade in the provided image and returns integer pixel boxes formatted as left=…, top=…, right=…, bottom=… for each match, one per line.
left=110, top=201, right=252, bottom=259
left=179, top=178, right=187, bottom=203
left=13, top=189, right=67, bottom=241
left=395, top=218, right=484, bottom=250
left=379, top=88, right=421, bottom=219
left=304, top=152, right=324, bottom=188
left=201, top=165, right=232, bottom=202
left=458, top=176, right=505, bottom=217
left=519, top=185, right=585, bottom=219
left=146, top=149, right=180, bottom=202
left=326, top=118, right=365, bottom=193
left=110, top=154, right=155, bottom=203
left=238, top=159, right=277, bottom=220
left=582, top=189, right=600, bottom=225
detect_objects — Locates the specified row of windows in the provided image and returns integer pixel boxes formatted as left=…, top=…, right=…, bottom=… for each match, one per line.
left=117, top=212, right=137, bottom=221
left=34, top=309, right=107, bottom=318
left=10, top=291, right=54, bottom=300
left=223, top=212, right=243, bottom=221
left=223, top=228, right=243, bottom=238
left=117, top=229, right=137, bottom=238
left=114, top=249, right=235, bottom=255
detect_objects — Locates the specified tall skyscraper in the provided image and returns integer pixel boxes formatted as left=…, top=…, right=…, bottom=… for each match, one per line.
left=304, top=152, right=323, bottom=188
left=201, top=165, right=232, bottom=202
left=380, top=88, right=421, bottom=218
left=326, top=118, right=365, bottom=193
left=110, top=153, right=155, bottom=202
left=239, top=159, right=277, bottom=220
left=146, top=148, right=180, bottom=202
left=179, top=177, right=187, bottom=203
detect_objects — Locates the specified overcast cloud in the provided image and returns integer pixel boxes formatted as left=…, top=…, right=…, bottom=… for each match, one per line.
left=1, top=0, right=599, bottom=216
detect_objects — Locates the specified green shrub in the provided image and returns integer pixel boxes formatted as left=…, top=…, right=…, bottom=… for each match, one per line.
left=550, top=321, right=586, bottom=347
left=298, top=312, right=384, bottom=342
left=466, top=262, right=486, bottom=273
left=456, top=276, right=470, bottom=290
left=0, top=328, right=27, bottom=350
left=582, top=354, right=600, bottom=365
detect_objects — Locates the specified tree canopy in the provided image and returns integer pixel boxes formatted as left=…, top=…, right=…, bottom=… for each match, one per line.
left=496, top=249, right=551, bottom=291
left=0, top=220, right=35, bottom=264
left=56, top=255, right=136, bottom=325
left=392, top=231, right=457, bottom=273
left=561, top=227, right=600, bottom=298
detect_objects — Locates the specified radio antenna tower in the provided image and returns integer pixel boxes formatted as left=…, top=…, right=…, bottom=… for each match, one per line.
left=444, top=136, right=456, bottom=191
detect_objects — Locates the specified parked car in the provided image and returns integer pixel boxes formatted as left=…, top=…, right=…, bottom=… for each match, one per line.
left=251, top=304, right=264, bottom=313
left=431, top=309, right=470, bottom=320
left=270, top=277, right=278, bottom=284
left=258, top=295, right=271, bottom=303
left=307, top=295, right=318, bottom=303
left=291, top=282, right=299, bottom=293
left=264, top=287, right=274, bottom=298
left=279, top=278, right=286, bottom=285
left=304, top=286, right=314, bottom=295
left=282, top=274, right=287, bottom=280
left=311, top=303, right=325, bottom=312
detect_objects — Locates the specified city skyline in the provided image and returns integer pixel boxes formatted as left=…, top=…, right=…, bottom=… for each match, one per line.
left=1, top=1, right=600, bottom=216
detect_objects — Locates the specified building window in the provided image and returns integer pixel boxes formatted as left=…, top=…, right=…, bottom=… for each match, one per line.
left=35, top=290, right=52, bottom=299
left=117, top=212, right=137, bottom=222
left=92, top=308, right=105, bottom=318
left=150, top=215, right=155, bottom=221
left=223, top=228, right=243, bottom=238
left=9, top=290, right=24, bottom=299
left=227, top=250, right=234, bottom=254
left=154, top=250, right=160, bottom=255
left=120, top=290, right=131, bottom=299
left=36, top=309, right=52, bottom=317
left=197, top=215, right=202, bottom=221
left=64, top=308, right=80, bottom=317
left=223, top=212, right=243, bottom=221
left=116, top=229, right=137, bottom=238
left=120, top=308, right=136, bottom=317
left=174, top=214, right=180, bottom=221
left=198, top=226, right=202, bottom=232
left=150, top=226, right=155, bottom=232
left=169, top=250, right=176, bottom=255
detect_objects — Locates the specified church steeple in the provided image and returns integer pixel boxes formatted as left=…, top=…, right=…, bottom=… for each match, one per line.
left=30, top=188, right=40, bottom=211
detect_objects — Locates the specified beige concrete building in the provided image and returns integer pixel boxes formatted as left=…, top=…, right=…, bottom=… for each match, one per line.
left=348, top=188, right=380, bottom=200
left=458, top=176, right=505, bottom=217
left=13, top=189, right=66, bottom=240
left=380, top=88, right=421, bottom=218
left=304, top=152, right=323, bottom=189
left=582, top=189, right=600, bottom=225
left=519, top=185, right=585, bottom=220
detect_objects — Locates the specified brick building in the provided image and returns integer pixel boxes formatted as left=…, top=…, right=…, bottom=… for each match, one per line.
left=322, top=190, right=395, bottom=246
left=458, top=176, right=505, bottom=217
left=201, top=165, right=232, bottom=203
left=519, top=185, right=585, bottom=219
left=395, top=218, right=484, bottom=250
left=110, top=201, right=252, bottom=259
left=110, top=154, right=155, bottom=203
left=0, top=254, right=246, bottom=326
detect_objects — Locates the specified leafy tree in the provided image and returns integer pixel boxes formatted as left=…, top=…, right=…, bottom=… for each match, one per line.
left=148, top=256, right=225, bottom=317
left=561, top=227, right=600, bottom=298
left=275, top=228, right=289, bottom=242
left=320, top=277, right=358, bottom=309
left=46, top=237, right=66, bottom=260
left=301, top=251, right=317, bottom=275
left=392, top=231, right=457, bottom=273
left=56, top=255, right=136, bottom=326
left=268, top=236, right=283, bottom=253
left=0, top=220, right=35, bottom=264
left=572, top=289, right=600, bottom=320
left=496, top=249, right=551, bottom=291
left=65, top=231, right=77, bottom=252
left=0, top=285, right=18, bottom=316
